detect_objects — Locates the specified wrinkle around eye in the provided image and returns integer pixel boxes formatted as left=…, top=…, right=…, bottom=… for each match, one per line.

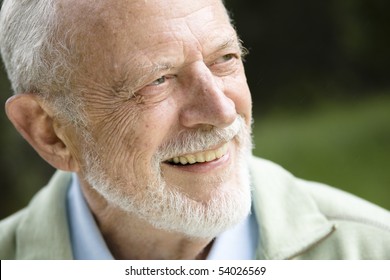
left=212, top=53, right=236, bottom=65
left=146, top=74, right=176, bottom=87
left=148, top=76, right=167, bottom=86
left=209, top=53, right=241, bottom=76
left=133, top=74, right=176, bottom=100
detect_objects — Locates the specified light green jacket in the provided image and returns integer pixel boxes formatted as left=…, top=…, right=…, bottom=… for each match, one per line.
left=1, top=157, right=389, bottom=259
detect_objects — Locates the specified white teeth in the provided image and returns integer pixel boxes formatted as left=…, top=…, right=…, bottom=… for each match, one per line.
left=179, top=157, right=188, bottom=165
left=215, top=147, right=224, bottom=158
left=197, top=154, right=205, bottom=163
left=167, top=143, right=229, bottom=165
left=187, top=155, right=196, bottom=164
left=205, top=152, right=214, bottom=162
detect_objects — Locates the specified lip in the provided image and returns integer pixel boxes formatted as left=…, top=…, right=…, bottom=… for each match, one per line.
left=162, top=143, right=232, bottom=173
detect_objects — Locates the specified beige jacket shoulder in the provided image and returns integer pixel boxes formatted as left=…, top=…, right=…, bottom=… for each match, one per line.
left=1, top=157, right=389, bottom=259
left=250, top=157, right=390, bottom=259
left=0, top=171, right=73, bottom=259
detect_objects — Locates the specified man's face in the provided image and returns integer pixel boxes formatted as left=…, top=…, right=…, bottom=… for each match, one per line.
left=69, top=0, right=253, bottom=238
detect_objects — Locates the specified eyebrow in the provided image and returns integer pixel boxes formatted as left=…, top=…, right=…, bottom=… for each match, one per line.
left=216, top=37, right=237, bottom=51
left=150, top=62, right=175, bottom=75
left=116, top=35, right=243, bottom=96
left=211, top=34, right=239, bottom=53
left=110, top=61, right=170, bottom=98
left=212, top=34, right=248, bottom=59
left=135, top=62, right=175, bottom=86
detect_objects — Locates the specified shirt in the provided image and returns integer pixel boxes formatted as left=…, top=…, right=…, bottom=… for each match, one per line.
left=67, top=174, right=258, bottom=260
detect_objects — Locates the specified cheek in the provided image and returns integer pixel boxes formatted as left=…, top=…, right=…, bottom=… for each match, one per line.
left=223, top=74, right=252, bottom=123
left=89, top=100, right=177, bottom=174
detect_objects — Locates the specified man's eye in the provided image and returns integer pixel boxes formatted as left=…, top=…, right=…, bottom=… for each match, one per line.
left=220, top=54, right=235, bottom=62
left=149, top=76, right=166, bottom=86
left=212, top=54, right=236, bottom=65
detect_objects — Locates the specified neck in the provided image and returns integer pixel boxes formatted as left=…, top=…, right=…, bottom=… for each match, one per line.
left=80, top=178, right=213, bottom=260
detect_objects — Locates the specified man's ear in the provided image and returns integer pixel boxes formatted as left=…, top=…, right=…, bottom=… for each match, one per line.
left=5, top=93, right=80, bottom=172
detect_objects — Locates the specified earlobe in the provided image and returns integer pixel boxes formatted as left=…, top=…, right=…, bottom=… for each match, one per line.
left=5, top=94, right=79, bottom=172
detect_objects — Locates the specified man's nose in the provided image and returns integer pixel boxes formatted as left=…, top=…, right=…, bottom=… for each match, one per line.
left=179, top=62, right=237, bottom=129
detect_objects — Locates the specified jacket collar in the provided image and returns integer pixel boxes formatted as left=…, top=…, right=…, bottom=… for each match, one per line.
left=16, top=171, right=73, bottom=259
left=249, top=157, right=336, bottom=259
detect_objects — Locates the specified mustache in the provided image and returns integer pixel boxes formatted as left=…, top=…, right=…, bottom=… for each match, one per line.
left=155, top=116, right=246, bottom=161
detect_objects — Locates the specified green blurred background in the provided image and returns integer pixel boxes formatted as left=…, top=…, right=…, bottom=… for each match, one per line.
left=1, top=0, right=389, bottom=219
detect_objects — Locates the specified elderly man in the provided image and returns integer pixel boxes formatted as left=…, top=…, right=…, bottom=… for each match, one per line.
left=0, top=0, right=389, bottom=260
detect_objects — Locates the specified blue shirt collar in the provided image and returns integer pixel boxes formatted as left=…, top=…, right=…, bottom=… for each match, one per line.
left=67, top=173, right=258, bottom=259
left=67, top=174, right=114, bottom=260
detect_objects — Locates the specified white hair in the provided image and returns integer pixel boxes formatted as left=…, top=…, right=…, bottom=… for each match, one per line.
left=0, top=0, right=86, bottom=125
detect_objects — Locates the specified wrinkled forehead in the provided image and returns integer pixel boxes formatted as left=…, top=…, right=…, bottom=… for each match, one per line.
left=58, top=0, right=230, bottom=40
left=57, top=0, right=232, bottom=82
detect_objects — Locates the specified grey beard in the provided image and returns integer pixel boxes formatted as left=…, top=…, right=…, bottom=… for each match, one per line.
left=82, top=116, right=253, bottom=238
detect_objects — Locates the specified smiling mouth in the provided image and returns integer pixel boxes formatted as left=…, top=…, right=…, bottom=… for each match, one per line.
left=165, top=143, right=229, bottom=166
